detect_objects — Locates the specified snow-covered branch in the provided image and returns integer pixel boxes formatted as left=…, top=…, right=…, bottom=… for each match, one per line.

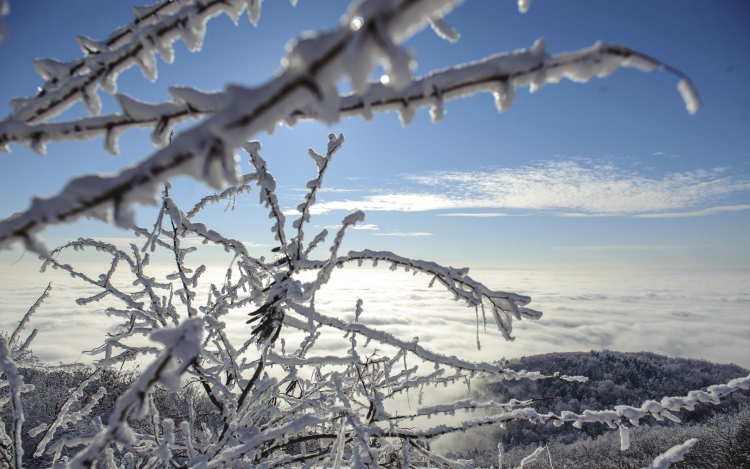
left=0, top=0, right=716, bottom=467
left=1, top=0, right=274, bottom=126
left=0, top=40, right=699, bottom=156
left=0, top=0, right=465, bottom=255
left=642, top=438, right=697, bottom=469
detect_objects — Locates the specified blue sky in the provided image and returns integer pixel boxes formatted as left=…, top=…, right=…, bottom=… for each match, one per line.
left=0, top=0, right=749, bottom=269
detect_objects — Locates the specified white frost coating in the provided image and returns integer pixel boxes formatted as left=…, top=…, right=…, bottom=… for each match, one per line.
left=186, top=176, right=254, bottom=219
left=33, top=368, right=104, bottom=457
left=0, top=337, right=24, bottom=469
left=0, top=0, right=256, bottom=125
left=10, top=131, right=734, bottom=466
left=619, top=424, right=630, bottom=451
left=516, top=446, right=544, bottom=468
left=341, top=248, right=541, bottom=340
left=293, top=133, right=345, bottom=262
left=517, top=0, right=532, bottom=13
left=677, top=78, right=701, bottom=115
left=409, top=441, right=473, bottom=469
left=9, top=282, right=50, bottom=355
left=2, top=0, right=712, bottom=465
left=429, top=14, right=460, bottom=42
left=0, top=42, right=698, bottom=156
left=641, top=439, right=697, bottom=469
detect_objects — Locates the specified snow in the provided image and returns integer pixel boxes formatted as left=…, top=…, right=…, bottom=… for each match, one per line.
left=677, top=78, right=701, bottom=115
left=517, top=0, right=532, bottom=14
left=0, top=337, right=25, bottom=469
left=0, top=0, right=715, bottom=466
left=516, top=446, right=544, bottom=468
left=429, top=14, right=460, bottom=43
left=642, top=438, right=697, bottom=469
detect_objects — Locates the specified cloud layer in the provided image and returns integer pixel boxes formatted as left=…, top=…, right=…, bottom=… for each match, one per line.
left=3, top=262, right=748, bottom=370
left=311, top=161, right=750, bottom=217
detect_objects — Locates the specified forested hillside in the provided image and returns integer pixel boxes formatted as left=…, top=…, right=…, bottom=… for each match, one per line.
left=446, top=351, right=750, bottom=468
left=7, top=351, right=749, bottom=468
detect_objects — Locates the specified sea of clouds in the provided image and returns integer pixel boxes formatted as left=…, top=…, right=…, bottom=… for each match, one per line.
left=1, top=260, right=748, bottom=370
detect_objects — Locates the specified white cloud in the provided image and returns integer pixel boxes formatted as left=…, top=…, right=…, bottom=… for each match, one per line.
left=552, top=245, right=710, bottom=251
left=373, top=232, right=433, bottom=237
left=324, top=224, right=428, bottom=235
left=437, top=213, right=508, bottom=217
left=2, top=263, right=748, bottom=372
left=309, top=161, right=750, bottom=217
left=632, top=204, right=750, bottom=218
left=288, top=187, right=359, bottom=193
left=325, top=224, right=380, bottom=230
left=653, top=152, right=666, bottom=156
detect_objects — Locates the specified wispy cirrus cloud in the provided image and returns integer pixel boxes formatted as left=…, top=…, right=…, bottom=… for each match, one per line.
left=322, top=224, right=429, bottom=236
left=633, top=204, right=750, bottom=218
left=310, top=161, right=750, bottom=217
left=373, top=232, right=433, bottom=237
left=436, top=213, right=509, bottom=217
left=325, top=224, right=380, bottom=231
left=552, top=245, right=711, bottom=251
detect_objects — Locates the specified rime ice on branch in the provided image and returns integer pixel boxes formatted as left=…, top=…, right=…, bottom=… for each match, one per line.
left=0, top=0, right=713, bottom=467
left=3, top=132, right=744, bottom=469
left=0, top=0, right=699, bottom=255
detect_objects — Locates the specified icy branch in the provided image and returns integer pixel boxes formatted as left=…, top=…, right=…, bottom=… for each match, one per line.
left=66, top=318, right=203, bottom=469
left=32, top=368, right=104, bottom=458
left=0, top=0, right=463, bottom=254
left=1, top=0, right=263, bottom=126
left=642, top=438, right=697, bottom=469
left=1, top=41, right=699, bottom=155
left=0, top=337, right=25, bottom=469
left=9, top=282, right=50, bottom=350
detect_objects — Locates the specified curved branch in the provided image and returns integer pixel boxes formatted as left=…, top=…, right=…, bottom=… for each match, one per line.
left=0, top=0, right=458, bottom=255
left=1, top=41, right=699, bottom=155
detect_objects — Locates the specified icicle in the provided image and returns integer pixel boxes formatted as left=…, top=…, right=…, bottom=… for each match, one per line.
left=493, top=79, right=515, bottom=113
left=104, top=125, right=126, bottom=156
left=529, top=38, right=548, bottom=93
left=619, top=425, right=630, bottom=451
left=429, top=85, right=445, bottom=123
left=246, top=0, right=263, bottom=26
left=518, top=0, right=533, bottom=13
left=677, top=78, right=701, bottom=115
left=429, top=14, right=460, bottom=43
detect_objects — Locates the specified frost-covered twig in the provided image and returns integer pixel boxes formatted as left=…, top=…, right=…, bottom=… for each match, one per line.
left=329, top=249, right=541, bottom=340
left=31, top=368, right=104, bottom=457
left=293, top=133, right=345, bottom=261
left=0, top=337, right=25, bottom=469
left=0, top=40, right=700, bottom=156
left=0, top=0, right=274, bottom=127
left=642, top=438, right=697, bottom=469
left=8, top=282, right=50, bottom=360
left=65, top=318, right=203, bottom=469
left=381, top=371, right=749, bottom=442
left=186, top=174, right=255, bottom=219
left=0, top=0, right=467, bottom=255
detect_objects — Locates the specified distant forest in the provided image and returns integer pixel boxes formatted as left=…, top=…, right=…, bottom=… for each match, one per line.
left=5, top=351, right=749, bottom=468
left=446, top=351, right=750, bottom=468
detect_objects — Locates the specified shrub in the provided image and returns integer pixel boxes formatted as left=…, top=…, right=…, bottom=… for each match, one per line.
left=0, top=1, right=744, bottom=468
